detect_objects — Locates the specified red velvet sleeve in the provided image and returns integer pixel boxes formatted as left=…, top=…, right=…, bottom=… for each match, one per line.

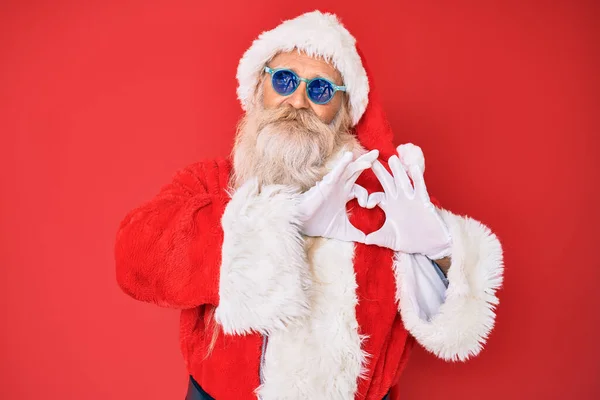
left=114, top=159, right=230, bottom=309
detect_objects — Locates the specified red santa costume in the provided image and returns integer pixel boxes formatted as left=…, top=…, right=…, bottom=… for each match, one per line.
left=115, top=10, right=504, bottom=400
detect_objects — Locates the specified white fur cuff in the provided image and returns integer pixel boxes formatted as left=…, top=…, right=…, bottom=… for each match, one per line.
left=215, top=179, right=312, bottom=335
left=395, top=208, right=504, bottom=361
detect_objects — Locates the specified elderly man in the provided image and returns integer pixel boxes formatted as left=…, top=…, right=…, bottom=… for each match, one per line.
left=115, top=10, right=504, bottom=400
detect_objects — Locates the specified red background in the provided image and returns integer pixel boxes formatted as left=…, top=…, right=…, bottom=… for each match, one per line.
left=1, top=1, right=599, bottom=399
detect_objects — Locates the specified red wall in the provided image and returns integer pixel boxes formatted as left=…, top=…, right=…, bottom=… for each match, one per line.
left=1, top=1, right=598, bottom=399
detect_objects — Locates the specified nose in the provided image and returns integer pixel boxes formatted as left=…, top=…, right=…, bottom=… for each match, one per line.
left=284, top=81, right=310, bottom=110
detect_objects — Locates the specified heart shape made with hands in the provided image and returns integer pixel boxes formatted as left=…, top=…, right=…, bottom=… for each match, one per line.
left=299, top=142, right=452, bottom=257
left=299, top=143, right=432, bottom=246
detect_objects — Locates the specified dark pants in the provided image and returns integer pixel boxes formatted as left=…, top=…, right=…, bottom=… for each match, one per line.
left=186, top=375, right=390, bottom=400
left=186, top=376, right=215, bottom=400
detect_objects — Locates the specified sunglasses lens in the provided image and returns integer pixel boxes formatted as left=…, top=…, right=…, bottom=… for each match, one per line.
left=271, top=70, right=298, bottom=96
left=307, top=79, right=335, bottom=104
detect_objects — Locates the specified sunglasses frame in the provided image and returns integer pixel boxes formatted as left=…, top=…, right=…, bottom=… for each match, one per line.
left=264, top=66, right=346, bottom=105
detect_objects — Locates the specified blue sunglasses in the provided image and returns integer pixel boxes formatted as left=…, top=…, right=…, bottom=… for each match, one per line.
left=264, top=66, right=346, bottom=105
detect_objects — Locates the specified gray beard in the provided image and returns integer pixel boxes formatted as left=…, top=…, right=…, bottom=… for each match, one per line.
left=231, top=106, right=356, bottom=191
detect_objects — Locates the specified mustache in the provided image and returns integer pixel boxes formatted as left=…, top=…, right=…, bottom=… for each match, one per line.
left=256, top=106, right=328, bottom=133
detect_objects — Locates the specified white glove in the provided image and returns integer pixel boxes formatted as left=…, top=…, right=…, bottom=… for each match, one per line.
left=298, top=150, right=379, bottom=243
left=365, top=144, right=452, bottom=259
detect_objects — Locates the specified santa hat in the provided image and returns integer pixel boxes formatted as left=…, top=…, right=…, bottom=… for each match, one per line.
left=236, top=10, right=397, bottom=159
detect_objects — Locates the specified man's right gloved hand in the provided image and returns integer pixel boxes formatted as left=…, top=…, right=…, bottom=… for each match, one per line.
left=297, top=149, right=379, bottom=243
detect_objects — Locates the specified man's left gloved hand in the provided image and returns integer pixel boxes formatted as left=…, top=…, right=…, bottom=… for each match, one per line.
left=364, top=144, right=452, bottom=259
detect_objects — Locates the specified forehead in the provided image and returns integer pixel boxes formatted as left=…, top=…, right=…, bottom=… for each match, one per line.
left=268, top=50, right=343, bottom=83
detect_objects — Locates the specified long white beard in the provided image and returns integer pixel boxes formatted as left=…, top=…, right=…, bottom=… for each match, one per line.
left=231, top=104, right=357, bottom=191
